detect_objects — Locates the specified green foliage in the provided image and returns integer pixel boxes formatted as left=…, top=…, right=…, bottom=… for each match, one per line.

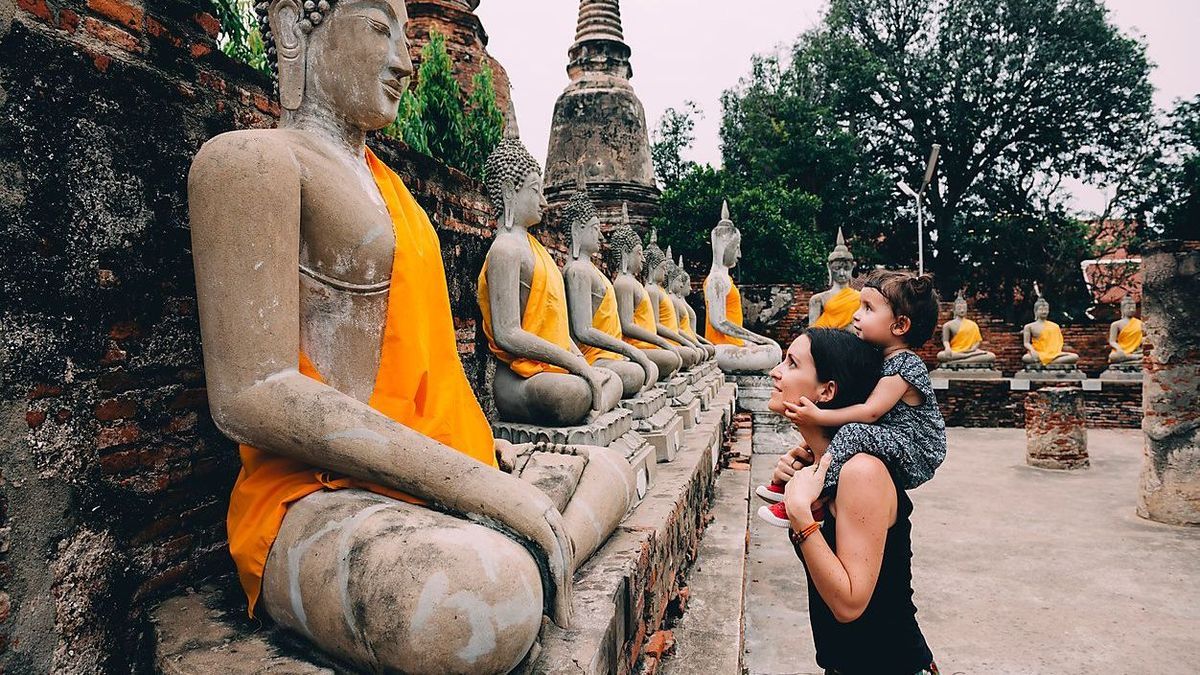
left=412, top=32, right=467, bottom=168
left=211, top=0, right=268, bottom=75
left=651, top=101, right=702, bottom=188
left=461, top=63, right=506, bottom=181
left=1148, top=96, right=1200, bottom=239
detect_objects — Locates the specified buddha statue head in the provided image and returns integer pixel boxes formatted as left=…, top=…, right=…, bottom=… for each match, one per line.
left=644, top=229, right=668, bottom=285
left=953, top=290, right=969, bottom=319
left=1034, top=294, right=1050, bottom=321
left=670, top=255, right=692, bottom=297
left=1120, top=294, right=1137, bottom=319
left=565, top=183, right=602, bottom=260
left=607, top=202, right=642, bottom=275
left=711, top=200, right=741, bottom=269
left=827, top=227, right=855, bottom=286
left=256, top=0, right=412, bottom=127
left=484, top=117, right=546, bottom=231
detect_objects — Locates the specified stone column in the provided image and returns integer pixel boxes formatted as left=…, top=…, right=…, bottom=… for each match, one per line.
left=1138, top=240, right=1200, bottom=525
left=1024, top=386, right=1089, bottom=469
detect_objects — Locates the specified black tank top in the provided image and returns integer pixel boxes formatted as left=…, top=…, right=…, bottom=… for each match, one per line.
left=799, top=481, right=933, bottom=674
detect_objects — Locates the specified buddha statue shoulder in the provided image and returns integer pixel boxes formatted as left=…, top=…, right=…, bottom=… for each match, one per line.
left=608, top=204, right=686, bottom=379
left=477, top=124, right=624, bottom=426
left=669, top=255, right=717, bottom=358
left=1021, top=289, right=1079, bottom=366
left=560, top=184, right=660, bottom=396
left=1108, top=294, right=1143, bottom=364
left=187, top=3, right=628, bottom=672
left=936, top=291, right=997, bottom=365
left=643, top=232, right=705, bottom=368
left=702, top=201, right=782, bottom=373
left=808, top=228, right=861, bottom=331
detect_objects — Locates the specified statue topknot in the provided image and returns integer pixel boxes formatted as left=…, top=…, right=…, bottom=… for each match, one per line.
left=643, top=229, right=666, bottom=277
left=606, top=203, right=641, bottom=271
left=483, top=112, right=543, bottom=216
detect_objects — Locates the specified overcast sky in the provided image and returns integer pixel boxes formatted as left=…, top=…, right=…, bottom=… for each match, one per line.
left=477, top=0, right=1200, bottom=215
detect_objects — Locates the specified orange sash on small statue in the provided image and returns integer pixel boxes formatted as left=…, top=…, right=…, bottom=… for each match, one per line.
left=705, top=277, right=745, bottom=347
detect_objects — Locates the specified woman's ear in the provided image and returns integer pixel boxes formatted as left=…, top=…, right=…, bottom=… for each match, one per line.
left=816, top=380, right=838, bottom=404
left=892, top=315, right=912, bottom=337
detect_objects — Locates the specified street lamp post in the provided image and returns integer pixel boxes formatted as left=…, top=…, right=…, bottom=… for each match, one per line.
left=897, top=144, right=941, bottom=275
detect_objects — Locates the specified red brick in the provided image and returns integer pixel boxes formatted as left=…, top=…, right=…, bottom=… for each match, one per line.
left=97, top=422, right=141, bottom=449
left=99, top=346, right=127, bottom=365
left=644, top=629, right=675, bottom=658
left=144, top=16, right=182, bottom=48
left=198, top=70, right=226, bottom=94
left=108, top=321, right=141, bottom=340
left=84, top=17, right=142, bottom=54
left=60, top=8, right=80, bottom=33
left=86, top=0, right=142, bottom=31
left=54, top=409, right=71, bottom=423
left=193, top=12, right=220, bottom=38
left=16, top=0, right=52, bottom=24
left=252, top=93, right=276, bottom=115
left=130, top=514, right=179, bottom=546
left=25, top=410, right=45, bottom=429
left=27, top=383, right=62, bottom=400
left=95, top=398, right=136, bottom=421
left=91, top=51, right=113, bottom=73
left=189, top=42, right=211, bottom=59
left=164, top=412, right=196, bottom=433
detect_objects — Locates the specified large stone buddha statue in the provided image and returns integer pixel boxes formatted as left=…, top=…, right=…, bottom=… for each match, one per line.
left=703, top=201, right=782, bottom=373
left=1108, top=294, right=1143, bottom=365
left=477, top=124, right=625, bottom=426
left=187, top=3, right=630, bottom=672
left=561, top=185, right=660, bottom=397
left=609, top=204, right=686, bottom=379
left=937, top=291, right=997, bottom=365
left=668, top=255, right=716, bottom=358
left=1021, top=291, right=1080, bottom=367
left=644, top=232, right=705, bottom=368
left=808, top=228, right=860, bottom=330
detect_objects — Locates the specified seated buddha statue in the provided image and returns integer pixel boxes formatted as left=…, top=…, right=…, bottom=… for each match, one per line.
left=608, top=204, right=685, bottom=379
left=643, top=232, right=705, bottom=368
left=561, top=184, right=659, bottom=397
left=808, top=228, right=860, bottom=330
left=187, top=3, right=631, bottom=672
left=668, top=255, right=716, bottom=358
left=1108, top=294, right=1143, bottom=365
left=937, top=291, right=997, bottom=365
left=1022, top=293, right=1080, bottom=366
left=703, top=201, right=782, bottom=373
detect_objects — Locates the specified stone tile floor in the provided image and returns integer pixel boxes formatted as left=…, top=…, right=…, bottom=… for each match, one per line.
left=741, top=428, right=1200, bottom=675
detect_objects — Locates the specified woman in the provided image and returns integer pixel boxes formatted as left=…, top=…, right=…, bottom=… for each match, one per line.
left=768, top=328, right=937, bottom=674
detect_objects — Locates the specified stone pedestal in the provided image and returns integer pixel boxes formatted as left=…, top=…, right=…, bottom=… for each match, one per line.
left=619, top=388, right=684, bottom=464
left=929, top=362, right=1003, bottom=380
left=727, top=373, right=799, bottom=455
left=1138, top=240, right=1200, bottom=526
left=1015, top=363, right=1087, bottom=382
left=1024, top=386, right=1089, bottom=469
left=662, top=375, right=701, bottom=430
left=1099, top=361, right=1143, bottom=381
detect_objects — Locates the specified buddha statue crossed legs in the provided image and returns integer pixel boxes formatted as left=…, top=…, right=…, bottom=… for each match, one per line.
left=187, top=3, right=629, bottom=672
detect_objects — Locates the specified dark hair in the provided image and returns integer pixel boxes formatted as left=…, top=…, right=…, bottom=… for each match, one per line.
left=863, top=269, right=940, bottom=348
left=804, top=328, right=883, bottom=409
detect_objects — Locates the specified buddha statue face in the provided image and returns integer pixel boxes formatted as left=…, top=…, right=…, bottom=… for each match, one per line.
left=264, top=0, right=412, bottom=129
left=1121, top=295, right=1137, bottom=319
left=629, top=242, right=645, bottom=276
left=829, top=258, right=854, bottom=285
left=710, top=202, right=742, bottom=269
left=507, top=171, right=547, bottom=229
left=1034, top=298, right=1050, bottom=320
left=565, top=189, right=601, bottom=259
left=953, top=296, right=968, bottom=319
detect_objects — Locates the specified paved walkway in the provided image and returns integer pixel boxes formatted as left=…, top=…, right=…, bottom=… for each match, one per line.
left=736, top=428, right=1200, bottom=674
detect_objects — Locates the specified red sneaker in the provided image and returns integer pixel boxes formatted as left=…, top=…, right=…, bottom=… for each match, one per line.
left=755, top=482, right=785, bottom=504
left=756, top=500, right=790, bottom=528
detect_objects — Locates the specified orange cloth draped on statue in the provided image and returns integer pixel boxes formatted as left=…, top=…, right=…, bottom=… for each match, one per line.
left=657, top=293, right=682, bottom=345
left=705, top=276, right=745, bottom=347
left=813, top=287, right=861, bottom=329
left=479, top=233, right=575, bottom=377
left=948, top=319, right=983, bottom=353
left=678, top=302, right=697, bottom=339
left=624, top=288, right=663, bottom=350
left=1031, top=321, right=1066, bottom=365
left=580, top=277, right=626, bottom=364
left=1117, top=318, right=1143, bottom=354
left=227, top=148, right=497, bottom=617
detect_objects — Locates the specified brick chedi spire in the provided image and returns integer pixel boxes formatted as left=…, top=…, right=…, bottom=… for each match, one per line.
left=544, top=0, right=659, bottom=234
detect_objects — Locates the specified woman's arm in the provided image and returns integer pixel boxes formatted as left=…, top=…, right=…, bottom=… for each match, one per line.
left=784, top=453, right=895, bottom=623
left=785, top=374, right=909, bottom=427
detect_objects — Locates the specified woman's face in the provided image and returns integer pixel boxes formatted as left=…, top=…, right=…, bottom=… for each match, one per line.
left=768, top=335, right=836, bottom=415
left=852, top=286, right=896, bottom=345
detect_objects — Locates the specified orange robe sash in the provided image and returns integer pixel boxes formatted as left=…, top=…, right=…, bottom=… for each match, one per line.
left=624, top=287, right=662, bottom=350
left=705, top=276, right=745, bottom=347
left=581, top=277, right=626, bottom=364
left=1031, top=321, right=1066, bottom=365
left=949, top=319, right=983, bottom=353
left=813, top=287, right=861, bottom=329
left=226, top=148, right=497, bottom=617
left=657, top=292, right=682, bottom=345
left=1117, top=318, right=1143, bottom=354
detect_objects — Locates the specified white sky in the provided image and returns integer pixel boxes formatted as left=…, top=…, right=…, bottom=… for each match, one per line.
left=477, top=0, right=1200, bottom=215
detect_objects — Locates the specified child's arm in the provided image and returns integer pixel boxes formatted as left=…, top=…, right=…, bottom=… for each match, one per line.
left=784, top=374, right=909, bottom=427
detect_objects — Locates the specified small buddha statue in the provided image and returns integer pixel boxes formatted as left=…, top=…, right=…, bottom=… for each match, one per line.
left=561, top=184, right=660, bottom=397
left=609, top=204, right=686, bottom=379
left=1107, top=294, right=1143, bottom=365
left=808, top=228, right=861, bottom=330
left=703, top=201, right=782, bottom=373
left=477, top=124, right=624, bottom=426
left=644, top=232, right=705, bottom=368
left=668, top=255, right=716, bottom=358
left=1021, top=290, right=1080, bottom=367
left=936, top=291, right=997, bottom=366
left=187, top=3, right=631, bottom=671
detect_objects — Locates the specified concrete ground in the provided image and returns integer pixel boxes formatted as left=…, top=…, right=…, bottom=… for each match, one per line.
left=739, top=427, right=1200, bottom=675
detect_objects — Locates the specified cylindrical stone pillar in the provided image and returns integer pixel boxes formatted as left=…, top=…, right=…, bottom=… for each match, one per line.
left=1025, top=386, right=1089, bottom=469
left=1138, top=240, right=1200, bottom=525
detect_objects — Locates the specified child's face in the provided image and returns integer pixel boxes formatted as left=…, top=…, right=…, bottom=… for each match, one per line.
left=768, top=336, right=835, bottom=415
left=853, top=286, right=906, bottom=347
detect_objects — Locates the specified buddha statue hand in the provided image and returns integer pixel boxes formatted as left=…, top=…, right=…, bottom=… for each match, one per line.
left=495, top=438, right=520, bottom=473
left=582, top=367, right=606, bottom=417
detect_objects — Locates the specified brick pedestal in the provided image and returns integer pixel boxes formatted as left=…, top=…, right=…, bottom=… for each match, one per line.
left=1025, top=386, right=1089, bottom=470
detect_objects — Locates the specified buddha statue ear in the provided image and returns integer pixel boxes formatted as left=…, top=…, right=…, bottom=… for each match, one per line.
left=500, top=178, right=517, bottom=231
left=269, top=0, right=309, bottom=111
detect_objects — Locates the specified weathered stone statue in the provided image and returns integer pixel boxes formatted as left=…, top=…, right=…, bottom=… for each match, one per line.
left=477, top=124, right=626, bottom=426
left=609, top=204, right=685, bottom=378
left=561, top=185, right=659, bottom=397
left=808, top=228, right=861, bottom=330
left=187, top=3, right=630, bottom=672
left=668, top=255, right=716, bottom=358
left=1101, top=294, right=1143, bottom=380
left=930, top=291, right=1000, bottom=380
left=644, top=232, right=705, bottom=367
left=1018, top=288, right=1084, bottom=380
left=703, top=201, right=782, bottom=373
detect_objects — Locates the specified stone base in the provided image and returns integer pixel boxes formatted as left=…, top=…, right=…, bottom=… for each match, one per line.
left=1100, top=363, right=1143, bottom=381
left=663, top=375, right=701, bottom=430
left=1014, top=364, right=1087, bottom=382
left=491, top=407, right=634, bottom=447
left=1025, top=386, right=1089, bottom=470
left=726, top=374, right=799, bottom=455
left=620, top=389, right=684, bottom=465
left=929, top=363, right=1003, bottom=380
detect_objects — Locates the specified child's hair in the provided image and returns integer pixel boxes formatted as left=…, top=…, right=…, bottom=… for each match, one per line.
left=805, top=328, right=883, bottom=409
left=863, top=269, right=941, bottom=348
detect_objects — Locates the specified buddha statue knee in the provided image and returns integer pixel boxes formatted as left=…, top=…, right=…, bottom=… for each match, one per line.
left=561, top=184, right=659, bottom=398
left=477, top=127, right=624, bottom=426
left=702, top=202, right=782, bottom=373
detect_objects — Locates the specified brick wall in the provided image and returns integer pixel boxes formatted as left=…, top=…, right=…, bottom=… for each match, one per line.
left=936, top=380, right=1141, bottom=429
left=0, top=2, right=501, bottom=671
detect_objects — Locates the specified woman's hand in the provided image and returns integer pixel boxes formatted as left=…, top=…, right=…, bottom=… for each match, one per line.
left=783, top=452, right=832, bottom=529
left=783, top=396, right=829, bottom=427
left=772, top=444, right=815, bottom=485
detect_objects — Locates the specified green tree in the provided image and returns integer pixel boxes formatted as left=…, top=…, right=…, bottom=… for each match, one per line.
left=1149, top=96, right=1200, bottom=239
left=461, top=63, right=506, bottom=181
left=211, top=0, right=268, bottom=75
left=410, top=31, right=467, bottom=170
left=651, top=101, right=702, bottom=189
